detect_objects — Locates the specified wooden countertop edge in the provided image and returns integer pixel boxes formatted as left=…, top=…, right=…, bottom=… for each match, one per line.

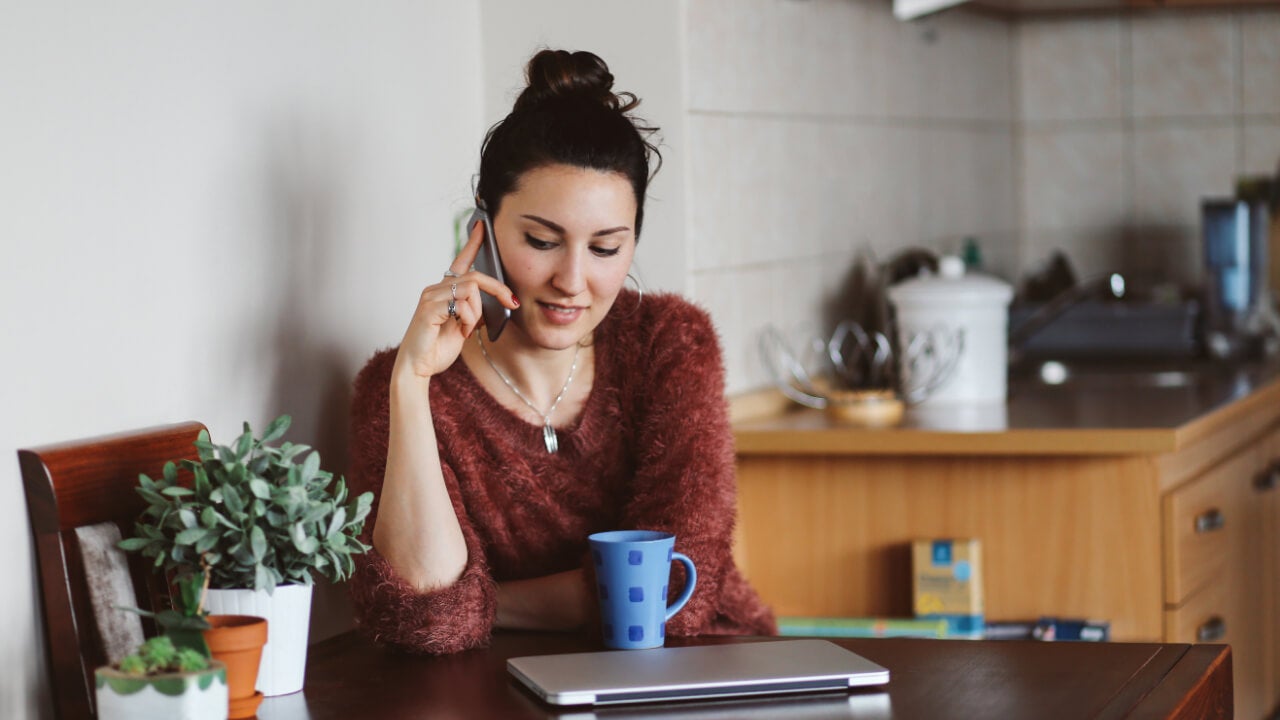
left=1172, top=373, right=1280, bottom=449
left=730, top=375, right=1280, bottom=457
left=733, top=427, right=1178, bottom=456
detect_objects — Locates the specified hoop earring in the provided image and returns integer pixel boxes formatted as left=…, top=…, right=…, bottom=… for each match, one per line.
left=617, top=272, right=644, bottom=317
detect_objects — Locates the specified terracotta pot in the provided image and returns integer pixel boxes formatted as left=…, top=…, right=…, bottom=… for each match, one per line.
left=203, top=615, right=267, bottom=720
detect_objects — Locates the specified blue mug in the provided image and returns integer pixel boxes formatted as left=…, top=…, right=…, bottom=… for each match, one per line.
left=589, top=530, right=697, bottom=650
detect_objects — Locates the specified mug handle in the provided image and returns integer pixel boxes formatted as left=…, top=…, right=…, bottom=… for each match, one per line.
left=665, top=552, right=697, bottom=621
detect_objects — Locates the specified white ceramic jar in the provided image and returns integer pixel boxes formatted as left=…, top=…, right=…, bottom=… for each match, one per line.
left=887, top=256, right=1013, bottom=406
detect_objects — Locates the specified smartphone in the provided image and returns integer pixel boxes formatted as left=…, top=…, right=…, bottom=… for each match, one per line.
left=466, top=207, right=512, bottom=341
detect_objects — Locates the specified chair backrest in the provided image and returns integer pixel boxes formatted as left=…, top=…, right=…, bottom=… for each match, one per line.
left=19, top=422, right=206, bottom=720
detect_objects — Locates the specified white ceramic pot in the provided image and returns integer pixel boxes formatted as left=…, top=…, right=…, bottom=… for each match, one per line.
left=205, top=583, right=313, bottom=696
left=887, top=256, right=1014, bottom=405
left=95, top=662, right=228, bottom=720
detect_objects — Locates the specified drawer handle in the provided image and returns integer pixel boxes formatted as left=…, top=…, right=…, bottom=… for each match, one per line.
left=1256, top=463, right=1280, bottom=492
left=1197, top=616, right=1227, bottom=643
left=1194, top=509, right=1225, bottom=534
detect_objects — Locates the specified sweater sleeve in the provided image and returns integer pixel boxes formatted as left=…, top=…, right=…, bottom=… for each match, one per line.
left=615, top=300, right=774, bottom=636
left=346, top=351, right=497, bottom=654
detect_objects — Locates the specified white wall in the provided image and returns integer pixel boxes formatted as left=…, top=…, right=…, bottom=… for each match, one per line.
left=0, top=3, right=482, bottom=717
left=479, top=0, right=688, bottom=295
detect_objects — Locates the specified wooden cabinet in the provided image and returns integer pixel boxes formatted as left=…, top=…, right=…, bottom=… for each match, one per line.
left=733, top=390, right=1280, bottom=718
left=1160, top=438, right=1273, bottom=720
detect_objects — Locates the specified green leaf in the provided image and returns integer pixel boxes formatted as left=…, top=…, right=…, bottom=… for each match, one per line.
left=280, top=443, right=310, bottom=463
left=326, top=507, right=346, bottom=539
left=303, top=502, right=331, bottom=524
left=161, top=486, right=194, bottom=497
left=174, top=528, right=206, bottom=546
left=291, top=523, right=319, bottom=555
left=262, top=415, right=291, bottom=444
left=222, top=484, right=244, bottom=515
left=195, top=531, right=219, bottom=554
left=235, top=429, right=252, bottom=459
left=301, top=451, right=320, bottom=482
left=136, top=487, right=167, bottom=507
left=254, top=563, right=274, bottom=593
left=162, top=461, right=178, bottom=483
left=247, top=478, right=270, bottom=499
left=117, top=537, right=151, bottom=552
left=250, top=526, right=267, bottom=562
left=216, top=445, right=236, bottom=465
left=177, top=509, right=198, bottom=529
left=138, top=473, right=156, bottom=491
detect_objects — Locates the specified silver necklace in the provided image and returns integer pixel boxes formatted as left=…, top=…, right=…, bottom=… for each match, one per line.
left=476, top=334, right=580, bottom=454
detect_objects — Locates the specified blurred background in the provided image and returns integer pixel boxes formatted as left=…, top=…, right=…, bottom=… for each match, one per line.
left=3, top=1, right=1278, bottom=716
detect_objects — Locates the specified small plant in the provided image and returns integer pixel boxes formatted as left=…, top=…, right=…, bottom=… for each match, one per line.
left=119, top=415, right=373, bottom=593
left=115, top=636, right=209, bottom=677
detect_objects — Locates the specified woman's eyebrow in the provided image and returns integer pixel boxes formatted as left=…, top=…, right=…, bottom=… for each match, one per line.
left=521, top=214, right=631, bottom=238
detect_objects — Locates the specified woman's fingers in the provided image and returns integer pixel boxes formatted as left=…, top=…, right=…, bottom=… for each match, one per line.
left=447, top=214, right=488, bottom=278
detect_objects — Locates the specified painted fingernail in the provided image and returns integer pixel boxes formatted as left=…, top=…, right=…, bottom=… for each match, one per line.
left=511, top=295, right=520, bottom=307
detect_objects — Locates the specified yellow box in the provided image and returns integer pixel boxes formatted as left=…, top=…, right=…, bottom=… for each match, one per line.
left=912, top=539, right=983, bottom=636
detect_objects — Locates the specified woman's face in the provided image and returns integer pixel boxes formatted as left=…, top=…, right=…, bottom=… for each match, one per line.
left=491, top=164, right=637, bottom=351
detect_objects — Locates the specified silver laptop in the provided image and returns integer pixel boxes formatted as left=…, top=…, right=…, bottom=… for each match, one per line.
left=507, top=639, right=890, bottom=707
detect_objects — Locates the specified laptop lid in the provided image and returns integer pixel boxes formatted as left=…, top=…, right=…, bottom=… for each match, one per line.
left=507, top=639, right=890, bottom=707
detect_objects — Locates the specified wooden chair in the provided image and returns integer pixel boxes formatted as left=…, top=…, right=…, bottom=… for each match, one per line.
left=19, top=422, right=206, bottom=720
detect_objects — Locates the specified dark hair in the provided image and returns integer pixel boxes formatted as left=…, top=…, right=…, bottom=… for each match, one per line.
left=476, top=49, right=661, bottom=238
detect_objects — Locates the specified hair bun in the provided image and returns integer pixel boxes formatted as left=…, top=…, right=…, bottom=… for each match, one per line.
left=515, top=49, right=638, bottom=114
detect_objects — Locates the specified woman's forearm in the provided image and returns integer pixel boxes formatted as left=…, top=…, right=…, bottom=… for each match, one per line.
left=371, top=369, right=469, bottom=591
left=496, top=569, right=591, bottom=631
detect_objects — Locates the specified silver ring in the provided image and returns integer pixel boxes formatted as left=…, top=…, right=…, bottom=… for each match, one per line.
left=447, top=298, right=458, bottom=319
left=450, top=282, right=457, bottom=301
left=443, top=270, right=460, bottom=278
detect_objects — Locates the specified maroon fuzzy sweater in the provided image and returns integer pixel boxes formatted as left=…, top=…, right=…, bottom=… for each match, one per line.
left=347, top=291, right=776, bottom=654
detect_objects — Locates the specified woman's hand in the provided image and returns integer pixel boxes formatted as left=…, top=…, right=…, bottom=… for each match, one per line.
left=394, top=221, right=519, bottom=381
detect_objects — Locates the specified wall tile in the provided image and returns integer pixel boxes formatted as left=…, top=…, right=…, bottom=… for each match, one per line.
left=687, top=113, right=786, bottom=270
left=1021, top=226, right=1130, bottom=280
left=692, top=265, right=774, bottom=393
left=1242, top=121, right=1280, bottom=176
left=869, top=7, right=927, bottom=119
left=971, top=130, right=1018, bottom=242
left=686, top=0, right=782, bottom=114
left=1123, top=226, right=1202, bottom=287
left=696, top=265, right=783, bottom=392
left=1021, top=127, right=1127, bottom=231
left=1241, top=12, right=1280, bottom=115
left=855, top=124, right=923, bottom=259
left=1130, top=13, right=1235, bottom=118
left=776, top=119, right=871, bottom=261
left=1132, top=122, right=1237, bottom=228
left=917, top=128, right=979, bottom=247
left=918, top=11, right=1012, bottom=121
left=1016, top=17, right=1123, bottom=122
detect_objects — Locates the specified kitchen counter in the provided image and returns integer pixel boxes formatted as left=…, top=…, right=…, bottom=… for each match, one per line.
left=733, top=357, right=1280, bottom=456
left=730, top=355, right=1280, bottom=717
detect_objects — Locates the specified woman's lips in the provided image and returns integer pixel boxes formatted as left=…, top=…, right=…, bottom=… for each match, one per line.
left=537, top=301, right=584, bottom=325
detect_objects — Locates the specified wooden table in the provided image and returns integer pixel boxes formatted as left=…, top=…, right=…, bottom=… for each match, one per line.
left=256, top=631, right=1232, bottom=719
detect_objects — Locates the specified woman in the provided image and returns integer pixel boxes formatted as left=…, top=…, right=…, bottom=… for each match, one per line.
left=349, top=49, right=775, bottom=654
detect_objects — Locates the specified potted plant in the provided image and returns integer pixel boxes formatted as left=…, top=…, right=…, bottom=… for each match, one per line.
left=113, top=569, right=268, bottom=719
left=98, top=573, right=228, bottom=720
left=119, top=414, right=372, bottom=696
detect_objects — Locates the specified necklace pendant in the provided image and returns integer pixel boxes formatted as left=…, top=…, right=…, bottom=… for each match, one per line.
left=543, top=423, right=559, bottom=454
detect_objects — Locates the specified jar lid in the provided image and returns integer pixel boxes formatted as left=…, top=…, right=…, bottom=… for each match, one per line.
left=886, top=256, right=1013, bottom=308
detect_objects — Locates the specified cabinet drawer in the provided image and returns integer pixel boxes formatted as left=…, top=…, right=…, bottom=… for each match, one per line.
left=1164, top=572, right=1230, bottom=644
left=1163, top=450, right=1254, bottom=604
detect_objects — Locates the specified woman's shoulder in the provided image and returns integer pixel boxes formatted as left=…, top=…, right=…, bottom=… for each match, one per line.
left=354, top=346, right=399, bottom=394
left=614, top=291, right=718, bottom=346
